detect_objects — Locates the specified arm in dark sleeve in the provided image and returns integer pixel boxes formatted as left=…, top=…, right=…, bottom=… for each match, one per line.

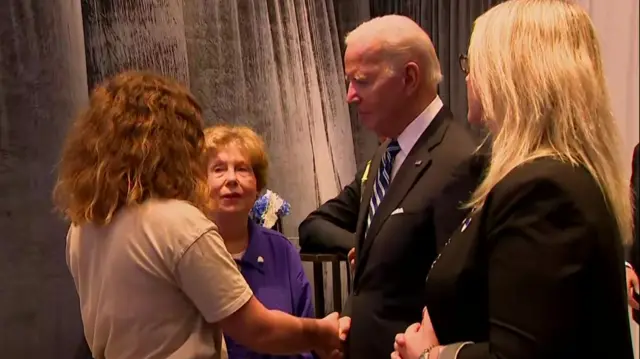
left=298, top=169, right=364, bottom=256
left=447, top=179, right=630, bottom=359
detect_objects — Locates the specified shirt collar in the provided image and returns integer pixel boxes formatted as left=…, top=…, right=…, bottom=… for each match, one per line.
left=396, top=96, right=443, bottom=154
left=235, top=219, right=266, bottom=273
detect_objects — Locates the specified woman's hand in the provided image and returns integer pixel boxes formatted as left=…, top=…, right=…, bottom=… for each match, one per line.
left=626, top=266, right=639, bottom=310
left=391, top=307, right=439, bottom=359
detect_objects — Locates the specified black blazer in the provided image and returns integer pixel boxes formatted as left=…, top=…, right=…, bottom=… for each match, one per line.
left=425, top=158, right=633, bottom=359
left=299, top=107, right=484, bottom=359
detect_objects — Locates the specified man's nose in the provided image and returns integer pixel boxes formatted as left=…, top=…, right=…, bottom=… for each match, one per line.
left=346, top=83, right=359, bottom=104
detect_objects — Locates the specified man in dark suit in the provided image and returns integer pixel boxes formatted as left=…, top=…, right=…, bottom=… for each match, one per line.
left=299, top=15, right=483, bottom=359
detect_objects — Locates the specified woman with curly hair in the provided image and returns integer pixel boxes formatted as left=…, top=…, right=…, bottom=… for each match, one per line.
left=55, top=71, right=347, bottom=359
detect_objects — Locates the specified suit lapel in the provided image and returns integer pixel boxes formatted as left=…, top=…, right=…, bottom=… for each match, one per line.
left=354, top=108, right=452, bottom=282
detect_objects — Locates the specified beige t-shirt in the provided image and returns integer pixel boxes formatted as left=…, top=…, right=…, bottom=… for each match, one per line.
left=66, top=199, right=253, bottom=359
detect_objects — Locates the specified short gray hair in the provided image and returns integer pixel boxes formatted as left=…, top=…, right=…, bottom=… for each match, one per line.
left=345, top=15, right=442, bottom=90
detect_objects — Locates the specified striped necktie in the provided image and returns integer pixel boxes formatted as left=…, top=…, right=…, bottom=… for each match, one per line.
left=367, top=140, right=401, bottom=232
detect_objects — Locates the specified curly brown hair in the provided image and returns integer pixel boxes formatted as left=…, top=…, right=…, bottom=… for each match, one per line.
left=53, top=71, right=212, bottom=225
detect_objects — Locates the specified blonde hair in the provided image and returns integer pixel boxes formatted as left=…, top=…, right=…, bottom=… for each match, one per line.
left=467, top=0, right=632, bottom=245
left=204, top=125, right=269, bottom=192
left=345, top=14, right=442, bottom=90
left=53, top=71, right=211, bottom=225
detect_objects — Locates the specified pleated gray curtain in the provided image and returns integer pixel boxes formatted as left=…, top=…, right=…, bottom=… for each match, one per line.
left=1, top=1, right=355, bottom=357
left=0, top=1, right=88, bottom=357
left=84, top=0, right=356, bottom=235
left=182, top=0, right=356, bottom=235
left=333, top=0, right=380, bottom=169
left=82, top=0, right=191, bottom=88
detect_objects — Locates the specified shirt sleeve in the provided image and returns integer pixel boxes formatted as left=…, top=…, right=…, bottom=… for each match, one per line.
left=175, top=228, right=253, bottom=323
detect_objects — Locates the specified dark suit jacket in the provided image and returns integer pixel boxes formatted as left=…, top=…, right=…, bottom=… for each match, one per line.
left=425, top=158, right=633, bottom=359
left=299, top=107, right=484, bottom=359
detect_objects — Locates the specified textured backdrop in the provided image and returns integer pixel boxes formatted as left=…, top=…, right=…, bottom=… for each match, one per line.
left=1, top=1, right=357, bottom=357
left=0, top=0, right=88, bottom=357
left=183, top=0, right=356, bottom=234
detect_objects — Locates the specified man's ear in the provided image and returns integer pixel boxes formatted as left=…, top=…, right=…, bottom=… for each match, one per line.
left=403, top=62, right=420, bottom=95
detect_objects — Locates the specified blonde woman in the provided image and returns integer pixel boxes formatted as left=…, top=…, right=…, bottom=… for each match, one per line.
left=57, top=71, right=347, bottom=359
left=390, top=1, right=634, bottom=358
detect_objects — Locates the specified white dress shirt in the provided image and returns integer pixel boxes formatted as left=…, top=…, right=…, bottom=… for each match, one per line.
left=390, top=96, right=444, bottom=181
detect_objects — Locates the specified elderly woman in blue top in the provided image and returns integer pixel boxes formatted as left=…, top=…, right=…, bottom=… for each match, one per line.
left=204, top=125, right=315, bottom=359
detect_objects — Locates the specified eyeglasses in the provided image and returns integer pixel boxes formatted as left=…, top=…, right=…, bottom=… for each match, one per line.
left=459, top=53, right=469, bottom=75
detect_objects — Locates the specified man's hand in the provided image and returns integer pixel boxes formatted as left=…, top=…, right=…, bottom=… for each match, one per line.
left=315, top=312, right=350, bottom=359
left=626, top=266, right=639, bottom=310
left=348, top=247, right=356, bottom=273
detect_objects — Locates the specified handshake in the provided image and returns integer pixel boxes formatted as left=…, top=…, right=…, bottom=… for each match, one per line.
left=314, top=312, right=352, bottom=359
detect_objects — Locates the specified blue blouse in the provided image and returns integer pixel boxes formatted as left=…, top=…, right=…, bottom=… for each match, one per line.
left=225, top=220, right=315, bottom=359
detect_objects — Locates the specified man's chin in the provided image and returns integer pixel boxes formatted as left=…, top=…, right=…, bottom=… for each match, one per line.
left=359, top=116, right=378, bottom=131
